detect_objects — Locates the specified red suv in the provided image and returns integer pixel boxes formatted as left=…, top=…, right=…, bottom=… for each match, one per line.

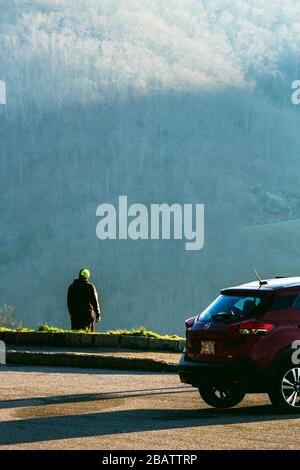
left=179, top=276, right=300, bottom=412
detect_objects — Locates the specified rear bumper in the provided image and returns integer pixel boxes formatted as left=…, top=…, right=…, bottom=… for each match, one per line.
left=178, top=354, right=267, bottom=392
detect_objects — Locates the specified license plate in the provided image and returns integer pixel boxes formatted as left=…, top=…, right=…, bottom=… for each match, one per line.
left=200, top=340, right=215, bottom=355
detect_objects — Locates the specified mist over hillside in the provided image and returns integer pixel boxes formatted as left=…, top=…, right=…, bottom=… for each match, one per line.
left=1, top=1, right=300, bottom=334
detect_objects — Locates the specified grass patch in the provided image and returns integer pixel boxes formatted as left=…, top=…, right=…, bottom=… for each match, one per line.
left=37, top=324, right=68, bottom=333
left=37, top=324, right=92, bottom=333
left=0, top=324, right=184, bottom=339
left=106, top=326, right=183, bottom=340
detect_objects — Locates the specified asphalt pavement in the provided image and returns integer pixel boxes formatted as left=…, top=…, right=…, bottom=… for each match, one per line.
left=0, top=365, right=299, bottom=450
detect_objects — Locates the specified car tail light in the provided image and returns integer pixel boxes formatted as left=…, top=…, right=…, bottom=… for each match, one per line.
left=230, top=320, right=274, bottom=335
left=185, top=316, right=197, bottom=329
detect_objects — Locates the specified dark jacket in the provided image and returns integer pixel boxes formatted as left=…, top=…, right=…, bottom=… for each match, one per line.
left=67, top=279, right=101, bottom=329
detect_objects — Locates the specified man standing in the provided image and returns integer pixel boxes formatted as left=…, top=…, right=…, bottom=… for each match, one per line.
left=67, top=268, right=101, bottom=332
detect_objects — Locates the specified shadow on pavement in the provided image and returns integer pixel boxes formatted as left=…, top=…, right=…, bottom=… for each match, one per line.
left=0, top=386, right=193, bottom=409
left=0, top=404, right=297, bottom=446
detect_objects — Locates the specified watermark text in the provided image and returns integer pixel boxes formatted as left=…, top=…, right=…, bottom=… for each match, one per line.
left=0, top=341, right=6, bottom=365
left=96, top=196, right=204, bottom=251
left=292, top=340, right=300, bottom=365
left=291, top=80, right=300, bottom=105
left=0, top=81, right=6, bottom=105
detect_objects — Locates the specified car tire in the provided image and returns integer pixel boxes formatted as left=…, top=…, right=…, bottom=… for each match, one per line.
left=268, top=363, right=300, bottom=413
left=199, top=385, right=245, bottom=409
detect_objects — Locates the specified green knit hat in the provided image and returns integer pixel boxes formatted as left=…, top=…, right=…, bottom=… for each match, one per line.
left=80, top=268, right=90, bottom=280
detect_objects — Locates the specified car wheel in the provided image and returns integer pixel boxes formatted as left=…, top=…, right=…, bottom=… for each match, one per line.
left=268, top=365, right=300, bottom=412
left=199, top=385, right=245, bottom=409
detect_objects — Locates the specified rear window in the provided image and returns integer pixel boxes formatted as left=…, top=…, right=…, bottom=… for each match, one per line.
left=197, top=294, right=268, bottom=323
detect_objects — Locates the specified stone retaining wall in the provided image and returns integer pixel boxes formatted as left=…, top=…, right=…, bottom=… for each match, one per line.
left=0, top=331, right=186, bottom=352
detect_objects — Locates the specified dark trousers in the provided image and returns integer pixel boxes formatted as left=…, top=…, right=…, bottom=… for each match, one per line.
left=70, top=316, right=94, bottom=332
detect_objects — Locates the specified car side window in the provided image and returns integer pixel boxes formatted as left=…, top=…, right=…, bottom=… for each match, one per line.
left=269, top=295, right=296, bottom=311
left=292, top=295, right=300, bottom=311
